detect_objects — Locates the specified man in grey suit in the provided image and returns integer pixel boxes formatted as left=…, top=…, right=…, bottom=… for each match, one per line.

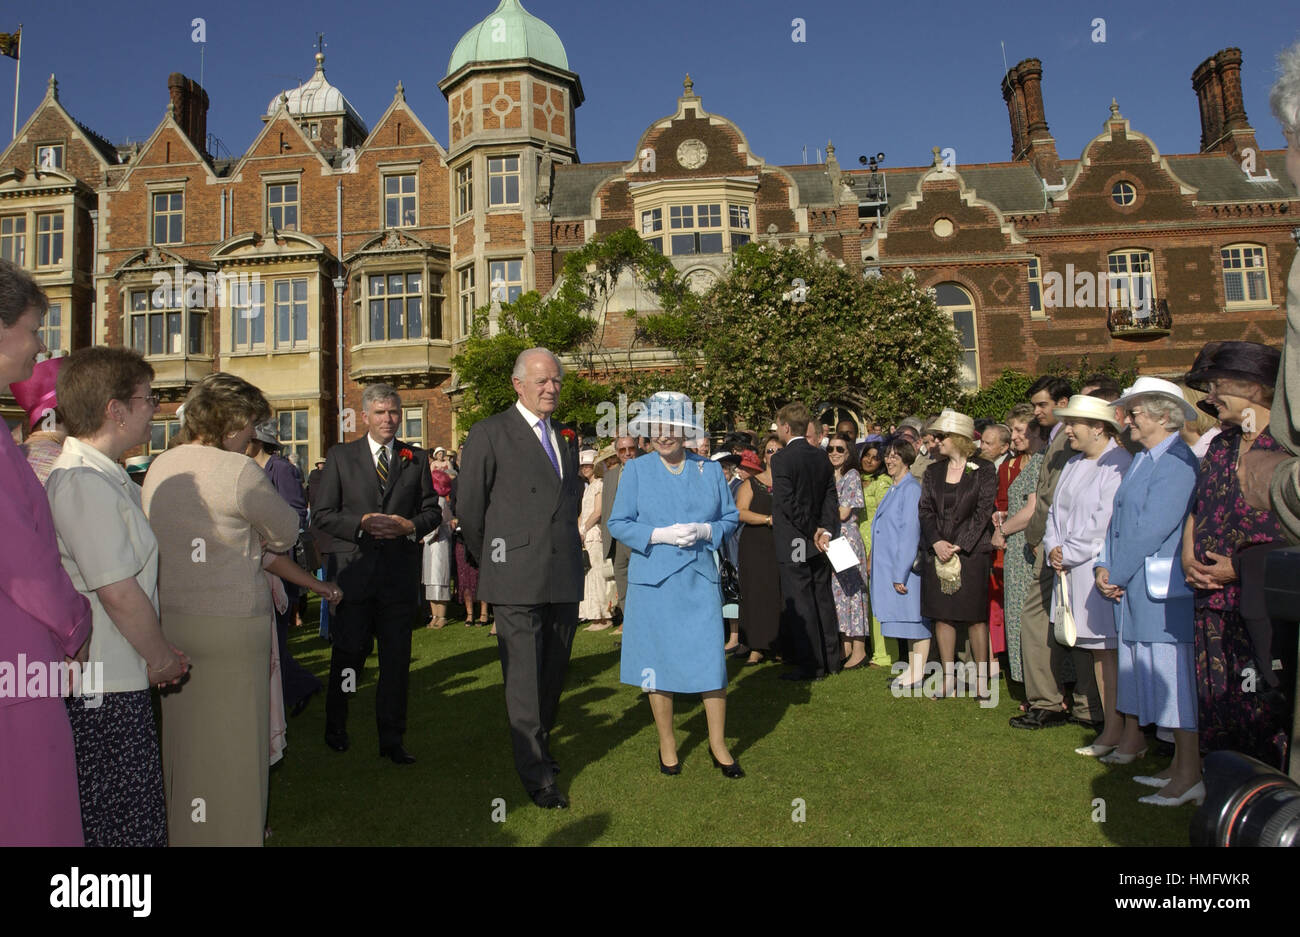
left=456, top=347, right=584, bottom=808
left=1009, top=376, right=1101, bottom=729
left=599, top=435, right=640, bottom=625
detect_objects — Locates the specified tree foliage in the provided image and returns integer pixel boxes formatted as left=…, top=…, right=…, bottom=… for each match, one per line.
left=957, top=356, right=1140, bottom=421
left=641, top=243, right=963, bottom=429
left=451, top=229, right=692, bottom=430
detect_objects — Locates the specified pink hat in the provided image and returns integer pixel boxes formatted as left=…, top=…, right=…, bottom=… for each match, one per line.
left=9, top=357, right=63, bottom=428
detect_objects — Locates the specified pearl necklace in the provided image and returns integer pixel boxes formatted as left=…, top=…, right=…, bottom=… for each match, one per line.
left=660, top=455, right=686, bottom=475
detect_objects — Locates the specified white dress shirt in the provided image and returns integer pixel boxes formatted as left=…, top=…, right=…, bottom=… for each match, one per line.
left=516, top=400, right=564, bottom=479
left=367, top=434, right=394, bottom=470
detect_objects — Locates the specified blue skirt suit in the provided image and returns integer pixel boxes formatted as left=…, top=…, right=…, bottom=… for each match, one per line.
left=869, top=474, right=928, bottom=639
left=608, top=452, right=740, bottom=694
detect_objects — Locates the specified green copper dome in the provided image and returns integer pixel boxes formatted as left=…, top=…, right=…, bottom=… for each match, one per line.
left=447, top=0, right=570, bottom=76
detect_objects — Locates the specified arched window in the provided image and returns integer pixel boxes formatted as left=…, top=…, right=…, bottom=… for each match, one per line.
left=933, top=282, right=979, bottom=391
left=1221, top=244, right=1270, bottom=305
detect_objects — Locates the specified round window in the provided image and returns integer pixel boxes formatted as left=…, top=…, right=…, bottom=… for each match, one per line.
left=932, top=218, right=955, bottom=238
left=1111, top=181, right=1137, bottom=206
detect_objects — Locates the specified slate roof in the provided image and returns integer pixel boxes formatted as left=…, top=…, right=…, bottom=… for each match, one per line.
left=550, top=161, right=623, bottom=217
left=1166, top=151, right=1298, bottom=202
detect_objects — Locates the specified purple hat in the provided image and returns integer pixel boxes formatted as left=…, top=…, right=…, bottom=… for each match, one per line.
left=9, top=357, right=63, bottom=428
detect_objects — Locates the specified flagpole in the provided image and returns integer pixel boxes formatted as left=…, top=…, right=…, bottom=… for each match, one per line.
left=10, top=24, right=20, bottom=142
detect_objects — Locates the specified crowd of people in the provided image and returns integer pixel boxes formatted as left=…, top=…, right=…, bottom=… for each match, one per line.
left=2, top=43, right=1297, bottom=839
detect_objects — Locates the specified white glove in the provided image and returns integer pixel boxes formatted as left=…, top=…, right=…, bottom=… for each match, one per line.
left=673, top=523, right=712, bottom=548
left=650, top=525, right=683, bottom=545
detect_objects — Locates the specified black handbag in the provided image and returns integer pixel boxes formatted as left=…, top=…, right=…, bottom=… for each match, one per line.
left=720, top=557, right=741, bottom=603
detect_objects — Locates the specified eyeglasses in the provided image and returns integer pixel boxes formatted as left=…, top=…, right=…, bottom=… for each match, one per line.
left=130, top=394, right=160, bottom=408
left=828, top=445, right=849, bottom=453
left=616, top=446, right=638, bottom=453
left=765, top=448, right=779, bottom=455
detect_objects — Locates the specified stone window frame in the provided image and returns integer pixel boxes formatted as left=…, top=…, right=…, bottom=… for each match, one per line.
left=276, top=408, right=310, bottom=469
left=1219, top=242, right=1272, bottom=309
left=0, top=213, right=27, bottom=267
left=261, top=170, right=303, bottom=234
left=35, top=210, right=66, bottom=267
left=126, top=279, right=206, bottom=358
left=932, top=281, right=981, bottom=391
left=487, top=256, right=525, bottom=304
left=455, top=162, right=474, bottom=218
left=458, top=264, right=476, bottom=337
left=147, top=181, right=186, bottom=247
left=34, top=141, right=65, bottom=171
left=1027, top=256, right=1045, bottom=319
left=402, top=405, right=425, bottom=449
left=487, top=154, right=521, bottom=208
left=632, top=179, right=758, bottom=258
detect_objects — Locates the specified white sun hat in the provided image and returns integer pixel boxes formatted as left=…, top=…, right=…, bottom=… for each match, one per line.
left=1114, top=376, right=1197, bottom=422
left=627, top=391, right=705, bottom=440
left=1053, top=394, right=1123, bottom=431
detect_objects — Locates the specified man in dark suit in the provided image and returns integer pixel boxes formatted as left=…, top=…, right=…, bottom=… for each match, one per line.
left=312, top=383, right=440, bottom=763
left=771, top=401, right=842, bottom=681
left=456, top=347, right=584, bottom=809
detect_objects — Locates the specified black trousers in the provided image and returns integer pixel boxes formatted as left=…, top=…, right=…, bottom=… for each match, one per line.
left=324, top=592, right=417, bottom=750
left=777, top=555, right=841, bottom=677
left=493, top=602, right=578, bottom=793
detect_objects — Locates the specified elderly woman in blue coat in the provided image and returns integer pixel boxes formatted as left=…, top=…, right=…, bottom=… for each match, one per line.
left=1093, top=378, right=1203, bottom=806
left=608, top=392, right=742, bottom=778
left=870, top=437, right=930, bottom=690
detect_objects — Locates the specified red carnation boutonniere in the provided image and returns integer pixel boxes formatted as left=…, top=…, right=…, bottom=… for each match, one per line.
left=399, top=447, right=415, bottom=463
left=559, top=428, right=576, bottom=446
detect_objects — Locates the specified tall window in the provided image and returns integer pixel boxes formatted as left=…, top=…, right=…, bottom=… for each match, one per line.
left=232, top=279, right=267, bottom=350
left=36, top=144, right=64, bottom=170
left=487, top=156, right=520, bottom=206
left=488, top=259, right=523, bottom=303
left=385, top=174, right=417, bottom=227
left=641, top=208, right=663, bottom=253
left=0, top=216, right=25, bottom=266
left=367, top=273, right=423, bottom=341
left=268, top=183, right=298, bottom=231
left=273, top=279, right=308, bottom=347
left=1028, top=257, right=1043, bottom=314
left=458, top=266, right=475, bottom=335
left=131, top=287, right=183, bottom=356
left=276, top=410, right=309, bottom=470
left=641, top=201, right=752, bottom=256
left=152, top=192, right=183, bottom=245
left=934, top=282, right=979, bottom=391
left=149, top=420, right=181, bottom=455
left=1107, top=249, right=1155, bottom=315
left=36, top=213, right=63, bottom=266
left=1221, top=244, right=1270, bottom=305
left=456, top=165, right=473, bottom=216
left=38, top=303, right=62, bottom=353
left=729, top=204, right=751, bottom=249
left=403, top=407, right=424, bottom=448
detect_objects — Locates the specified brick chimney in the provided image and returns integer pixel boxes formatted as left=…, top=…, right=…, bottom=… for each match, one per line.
left=1191, top=48, right=1258, bottom=162
left=167, top=73, right=209, bottom=157
left=1001, top=58, right=1063, bottom=185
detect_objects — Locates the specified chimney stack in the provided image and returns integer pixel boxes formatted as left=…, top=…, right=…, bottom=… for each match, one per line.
left=1001, top=58, right=1063, bottom=186
left=167, top=73, right=210, bottom=157
left=1191, top=48, right=1258, bottom=162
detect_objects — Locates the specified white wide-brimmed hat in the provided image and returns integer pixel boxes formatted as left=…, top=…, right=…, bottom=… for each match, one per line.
left=1114, top=376, right=1197, bottom=422
left=627, top=391, right=705, bottom=440
left=1053, top=394, right=1123, bottom=431
left=928, top=408, right=975, bottom=440
left=579, top=448, right=597, bottom=465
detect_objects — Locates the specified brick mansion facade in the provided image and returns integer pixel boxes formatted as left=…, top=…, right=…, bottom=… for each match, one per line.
left=1, top=0, right=1296, bottom=461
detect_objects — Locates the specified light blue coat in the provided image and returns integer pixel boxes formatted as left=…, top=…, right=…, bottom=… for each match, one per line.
left=868, top=474, right=922, bottom=624
left=1096, top=434, right=1198, bottom=644
left=608, top=452, right=739, bottom=586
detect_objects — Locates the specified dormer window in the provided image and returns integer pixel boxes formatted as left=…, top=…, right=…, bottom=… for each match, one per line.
left=36, top=144, right=63, bottom=170
left=152, top=192, right=184, bottom=245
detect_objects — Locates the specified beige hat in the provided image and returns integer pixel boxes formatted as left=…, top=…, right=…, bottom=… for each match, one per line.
left=1053, top=394, right=1123, bottom=431
left=597, top=443, right=616, bottom=462
left=579, top=448, right=598, bottom=465
left=928, top=408, right=975, bottom=440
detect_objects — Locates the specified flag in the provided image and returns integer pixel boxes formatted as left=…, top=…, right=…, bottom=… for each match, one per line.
left=0, top=29, right=18, bottom=60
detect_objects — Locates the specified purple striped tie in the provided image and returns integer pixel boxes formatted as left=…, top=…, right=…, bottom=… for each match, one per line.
left=538, top=419, right=561, bottom=476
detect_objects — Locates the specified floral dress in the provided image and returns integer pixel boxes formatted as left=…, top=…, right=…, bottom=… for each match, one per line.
left=1189, top=426, right=1289, bottom=768
left=1002, top=451, right=1042, bottom=683
left=832, top=468, right=870, bottom=637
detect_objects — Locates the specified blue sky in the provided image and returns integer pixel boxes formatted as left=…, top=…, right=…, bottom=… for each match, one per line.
left=5, top=0, right=1297, bottom=168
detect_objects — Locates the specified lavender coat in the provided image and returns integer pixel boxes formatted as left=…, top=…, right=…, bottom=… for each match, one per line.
left=1043, top=440, right=1132, bottom=644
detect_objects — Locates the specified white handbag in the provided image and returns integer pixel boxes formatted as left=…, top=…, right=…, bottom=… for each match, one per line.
left=1052, top=571, right=1077, bottom=647
left=1144, top=556, right=1193, bottom=601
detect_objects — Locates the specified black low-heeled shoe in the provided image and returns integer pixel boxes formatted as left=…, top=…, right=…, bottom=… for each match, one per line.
left=710, top=750, right=745, bottom=779
left=658, top=752, right=682, bottom=776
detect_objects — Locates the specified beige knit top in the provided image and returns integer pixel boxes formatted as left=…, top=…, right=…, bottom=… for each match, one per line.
left=141, top=444, right=299, bottom=618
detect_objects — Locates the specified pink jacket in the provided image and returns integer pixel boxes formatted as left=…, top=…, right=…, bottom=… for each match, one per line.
left=0, top=431, right=91, bottom=707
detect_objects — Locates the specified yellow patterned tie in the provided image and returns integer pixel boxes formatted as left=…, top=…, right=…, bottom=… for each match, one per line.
left=377, top=445, right=389, bottom=492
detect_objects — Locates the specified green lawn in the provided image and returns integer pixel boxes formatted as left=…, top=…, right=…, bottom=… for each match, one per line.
left=267, top=602, right=1196, bottom=846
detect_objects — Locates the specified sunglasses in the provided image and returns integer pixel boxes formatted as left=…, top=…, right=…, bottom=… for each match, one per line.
left=828, top=445, right=849, bottom=453
left=931, top=432, right=946, bottom=440
left=765, top=448, right=779, bottom=455
left=616, top=446, right=638, bottom=453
